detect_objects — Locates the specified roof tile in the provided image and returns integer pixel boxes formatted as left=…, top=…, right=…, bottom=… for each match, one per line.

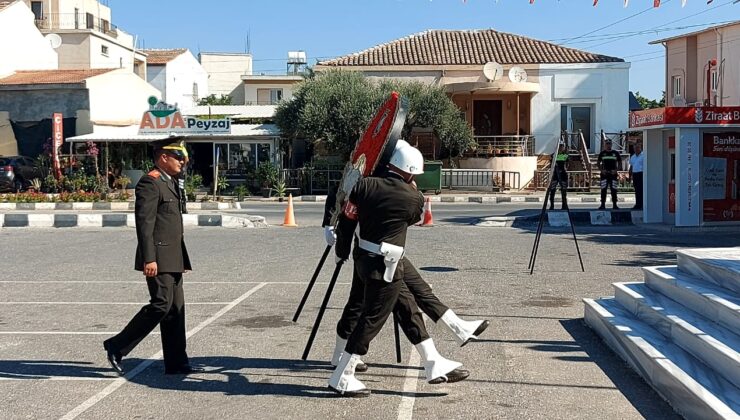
left=142, top=49, right=188, bottom=65
left=0, top=69, right=117, bottom=85
left=319, top=29, right=623, bottom=67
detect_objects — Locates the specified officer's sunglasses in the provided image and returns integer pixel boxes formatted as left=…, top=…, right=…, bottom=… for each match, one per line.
left=165, top=151, right=186, bottom=162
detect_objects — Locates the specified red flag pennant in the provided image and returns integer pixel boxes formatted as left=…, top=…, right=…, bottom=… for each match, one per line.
left=530, top=0, right=535, bottom=4
left=593, top=0, right=598, bottom=5
left=654, top=0, right=660, bottom=6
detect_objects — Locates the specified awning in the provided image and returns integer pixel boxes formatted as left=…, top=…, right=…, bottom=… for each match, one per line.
left=67, top=124, right=281, bottom=143
left=443, top=80, right=540, bottom=94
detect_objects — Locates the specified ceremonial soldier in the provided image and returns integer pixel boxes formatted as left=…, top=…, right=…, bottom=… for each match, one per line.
left=597, top=139, right=622, bottom=210
left=103, top=140, right=203, bottom=376
left=328, top=142, right=473, bottom=397
left=548, top=143, right=569, bottom=211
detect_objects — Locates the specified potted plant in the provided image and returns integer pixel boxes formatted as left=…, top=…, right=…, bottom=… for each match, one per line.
left=233, top=184, right=249, bottom=202
left=216, top=176, right=229, bottom=201
left=121, top=160, right=144, bottom=189
left=257, top=162, right=279, bottom=198
left=274, top=180, right=287, bottom=202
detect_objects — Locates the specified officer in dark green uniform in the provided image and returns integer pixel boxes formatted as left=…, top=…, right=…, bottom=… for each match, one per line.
left=549, top=143, right=569, bottom=211
left=597, top=139, right=622, bottom=210
left=103, top=140, right=202, bottom=376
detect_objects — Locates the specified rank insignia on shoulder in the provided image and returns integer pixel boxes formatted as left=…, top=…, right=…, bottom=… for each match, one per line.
left=147, top=169, right=161, bottom=178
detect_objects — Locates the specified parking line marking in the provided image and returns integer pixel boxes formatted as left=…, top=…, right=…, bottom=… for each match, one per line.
left=397, top=346, right=421, bottom=420
left=0, top=302, right=231, bottom=306
left=60, top=282, right=268, bottom=420
left=0, top=331, right=159, bottom=335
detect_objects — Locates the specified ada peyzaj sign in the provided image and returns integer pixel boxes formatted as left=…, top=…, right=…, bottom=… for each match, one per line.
left=630, top=106, right=740, bottom=128
left=139, top=97, right=231, bottom=135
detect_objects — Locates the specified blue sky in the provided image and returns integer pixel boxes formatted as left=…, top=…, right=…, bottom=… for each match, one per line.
left=112, top=0, right=739, bottom=100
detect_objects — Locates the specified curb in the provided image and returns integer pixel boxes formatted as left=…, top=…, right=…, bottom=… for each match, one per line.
left=0, top=213, right=268, bottom=229
left=474, top=210, right=642, bottom=227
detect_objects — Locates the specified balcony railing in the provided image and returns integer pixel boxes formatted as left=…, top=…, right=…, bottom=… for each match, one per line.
left=466, top=135, right=535, bottom=157
left=35, top=13, right=118, bottom=38
left=443, top=169, right=520, bottom=191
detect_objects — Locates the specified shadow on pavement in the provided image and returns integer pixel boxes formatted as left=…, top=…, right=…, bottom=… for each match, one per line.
left=0, top=360, right=112, bottom=379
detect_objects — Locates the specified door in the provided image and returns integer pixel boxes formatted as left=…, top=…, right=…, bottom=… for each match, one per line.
left=561, top=105, right=592, bottom=151
left=473, top=100, right=502, bottom=137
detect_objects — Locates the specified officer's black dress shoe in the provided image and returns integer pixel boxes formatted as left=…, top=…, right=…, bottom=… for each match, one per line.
left=164, top=365, right=206, bottom=375
left=461, top=320, right=491, bottom=347
left=103, top=341, right=124, bottom=376
left=429, top=368, right=470, bottom=384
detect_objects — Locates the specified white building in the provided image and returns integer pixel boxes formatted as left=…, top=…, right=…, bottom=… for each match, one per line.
left=22, top=0, right=147, bottom=78
left=199, top=52, right=252, bottom=105
left=143, top=49, right=209, bottom=110
left=0, top=0, right=58, bottom=77
left=316, top=29, right=630, bottom=157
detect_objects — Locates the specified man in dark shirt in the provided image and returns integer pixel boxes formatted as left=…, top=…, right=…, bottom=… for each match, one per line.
left=328, top=142, right=470, bottom=397
left=549, top=143, right=569, bottom=210
left=597, top=139, right=622, bottom=210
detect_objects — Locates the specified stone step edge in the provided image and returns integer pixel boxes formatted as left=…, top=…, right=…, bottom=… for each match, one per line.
left=676, top=249, right=740, bottom=295
left=613, top=282, right=740, bottom=390
left=0, top=195, right=637, bottom=209
left=643, top=266, right=740, bottom=334
left=0, top=213, right=268, bottom=229
left=584, top=297, right=739, bottom=420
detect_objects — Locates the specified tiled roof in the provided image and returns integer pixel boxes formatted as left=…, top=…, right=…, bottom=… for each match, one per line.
left=0, top=69, right=116, bottom=85
left=319, top=29, right=624, bottom=67
left=143, top=49, right=188, bottom=65
left=0, top=1, right=15, bottom=11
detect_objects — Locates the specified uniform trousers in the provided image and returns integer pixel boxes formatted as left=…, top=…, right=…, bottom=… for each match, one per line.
left=548, top=173, right=568, bottom=206
left=337, top=256, right=448, bottom=342
left=632, top=172, right=643, bottom=209
left=344, top=256, right=428, bottom=356
left=600, top=172, right=619, bottom=205
left=105, top=273, right=189, bottom=370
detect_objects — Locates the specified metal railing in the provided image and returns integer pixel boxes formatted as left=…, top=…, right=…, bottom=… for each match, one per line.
left=35, top=13, right=118, bottom=37
left=467, top=135, right=535, bottom=157
left=442, top=169, right=520, bottom=191
left=533, top=170, right=633, bottom=191
left=281, top=168, right=343, bottom=194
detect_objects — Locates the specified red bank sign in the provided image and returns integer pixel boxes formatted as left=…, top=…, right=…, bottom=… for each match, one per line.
left=630, top=107, right=740, bottom=128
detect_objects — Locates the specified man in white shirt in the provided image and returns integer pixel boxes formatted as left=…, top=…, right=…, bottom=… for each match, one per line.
left=629, top=143, right=644, bottom=210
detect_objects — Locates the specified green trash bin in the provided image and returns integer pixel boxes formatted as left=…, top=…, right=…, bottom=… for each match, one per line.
left=415, top=161, right=442, bottom=194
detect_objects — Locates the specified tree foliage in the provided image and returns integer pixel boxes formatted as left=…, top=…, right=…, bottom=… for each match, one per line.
left=633, top=91, right=665, bottom=110
left=198, top=94, right=233, bottom=106
left=275, top=69, right=472, bottom=159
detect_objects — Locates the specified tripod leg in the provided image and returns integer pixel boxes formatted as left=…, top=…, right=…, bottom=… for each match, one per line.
left=302, top=260, right=344, bottom=360
left=293, top=245, right=331, bottom=322
left=528, top=190, right=550, bottom=272
left=394, top=314, right=402, bottom=363
left=566, top=209, right=585, bottom=272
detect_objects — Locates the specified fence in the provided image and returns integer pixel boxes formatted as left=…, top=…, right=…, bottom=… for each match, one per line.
left=442, top=169, right=520, bottom=191
left=281, top=168, right=343, bottom=195
left=533, top=170, right=633, bottom=191
left=467, top=135, right=535, bottom=157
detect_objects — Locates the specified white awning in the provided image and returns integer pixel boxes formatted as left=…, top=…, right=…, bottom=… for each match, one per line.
left=67, top=124, right=281, bottom=143
left=443, top=80, right=540, bottom=94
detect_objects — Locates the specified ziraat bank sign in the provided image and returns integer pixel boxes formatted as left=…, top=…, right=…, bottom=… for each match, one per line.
left=630, top=106, right=740, bottom=128
left=139, top=97, right=231, bottom=135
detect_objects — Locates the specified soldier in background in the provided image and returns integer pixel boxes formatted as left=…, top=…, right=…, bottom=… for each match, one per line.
left=549, top=143, right=569, bottom=211
left=597, top=139, right=622, bottom=210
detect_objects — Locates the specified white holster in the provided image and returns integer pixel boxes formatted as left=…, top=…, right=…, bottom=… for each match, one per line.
left=358, top=238, right=404, bottom=282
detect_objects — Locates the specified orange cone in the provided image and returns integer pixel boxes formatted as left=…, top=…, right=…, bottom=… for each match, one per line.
left=420, top=196, right=434, bottom=227
left=283, top=194, right=298, bottom=227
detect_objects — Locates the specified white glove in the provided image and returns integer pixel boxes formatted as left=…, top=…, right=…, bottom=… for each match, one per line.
left=323, top=226, right=336, bottom=246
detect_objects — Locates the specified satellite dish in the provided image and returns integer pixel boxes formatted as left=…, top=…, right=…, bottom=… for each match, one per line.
left=482, top=62, right=503, bottom=82
left=45, top=33, right=62, bottom=49
left=508, top=66, right=528, bottom=83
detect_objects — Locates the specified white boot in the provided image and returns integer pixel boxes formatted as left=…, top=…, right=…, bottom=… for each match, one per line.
left=328, top=353, right=370, bottom=397
left=438, top=309, right=490, bottom=347
left=415, top=338, right=469, bottom=384
left=331, top=335, right=368, bottom=372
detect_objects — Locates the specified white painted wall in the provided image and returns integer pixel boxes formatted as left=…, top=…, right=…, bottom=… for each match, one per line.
left=84, top=68, right=160, bottom=126
left=244, top=83, right=298, bottom=105
left=535, top=63, right=630, bottom=154
left=147, top=64, right=166, bottom=99
left=199, top=53, right=252, bottom=104
left=0, top=1, right=58, bottom=77
left=165, top=52, right=209, bottom=109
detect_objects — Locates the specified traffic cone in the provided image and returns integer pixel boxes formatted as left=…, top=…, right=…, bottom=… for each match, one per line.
left=283, top=194, right=298, bottom=227
left=419, top=196, right=434, bottom=227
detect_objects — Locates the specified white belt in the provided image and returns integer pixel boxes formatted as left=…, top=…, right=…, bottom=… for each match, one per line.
left=358, top=238, right=404, bottom=282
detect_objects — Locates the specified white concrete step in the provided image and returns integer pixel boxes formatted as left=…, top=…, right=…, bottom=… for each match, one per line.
left=584, top=297, right=740, bottom=420
left=643, top=266, right=740, bottom=334
left=677, top=248, right=740, bottom=295
left=614, top=282, right=740, bottom=390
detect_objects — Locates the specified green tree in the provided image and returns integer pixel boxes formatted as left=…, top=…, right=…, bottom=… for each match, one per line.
left=633, top=91, right=666, bottom=110
left=275, top=69, right=472, bottom=160
left=198, top=94, right=232, bottom=106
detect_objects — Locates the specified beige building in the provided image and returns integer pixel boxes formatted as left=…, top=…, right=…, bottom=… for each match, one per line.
left=652, top=21, right=740, bottom=107
left=22, top=0, right=146, bottom=78
left=199, top=52, right=253, bottom=105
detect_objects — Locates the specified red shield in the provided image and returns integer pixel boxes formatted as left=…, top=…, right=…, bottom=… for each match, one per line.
left=330, top=92, right=408, bottom=224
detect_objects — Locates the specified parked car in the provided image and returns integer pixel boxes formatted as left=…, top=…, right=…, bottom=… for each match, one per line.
left=0, top=156, right=43, bottom=192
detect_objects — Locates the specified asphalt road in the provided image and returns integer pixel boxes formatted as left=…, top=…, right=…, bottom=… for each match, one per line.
left=228, top=201, right=602, bottom=226
left=1, top=223, right=737, bottom=419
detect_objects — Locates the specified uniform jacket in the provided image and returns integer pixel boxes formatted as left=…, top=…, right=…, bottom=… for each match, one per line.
left=134, top=168, right=192, bottom=273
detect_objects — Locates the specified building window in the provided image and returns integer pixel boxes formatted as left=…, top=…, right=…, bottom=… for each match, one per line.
left=74, top=8, right=80, bottom=29
left=101, top=19, right=110, bottom=34
left=711, top=70, right=718, bottom=92
left=256, top=88, right=284, bottom=105
left=31, top=1, right=43, bottom=21
left=192, top=83, right=199, bottom=102
left=101, top=45, right=109, bottom=56
left=86, top=13, right=95, bottom=29
left=672, top=75, right=682, bottom=98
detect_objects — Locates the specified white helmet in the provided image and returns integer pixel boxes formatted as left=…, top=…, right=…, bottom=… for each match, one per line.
left=389, top=140, right=424, bottom=175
